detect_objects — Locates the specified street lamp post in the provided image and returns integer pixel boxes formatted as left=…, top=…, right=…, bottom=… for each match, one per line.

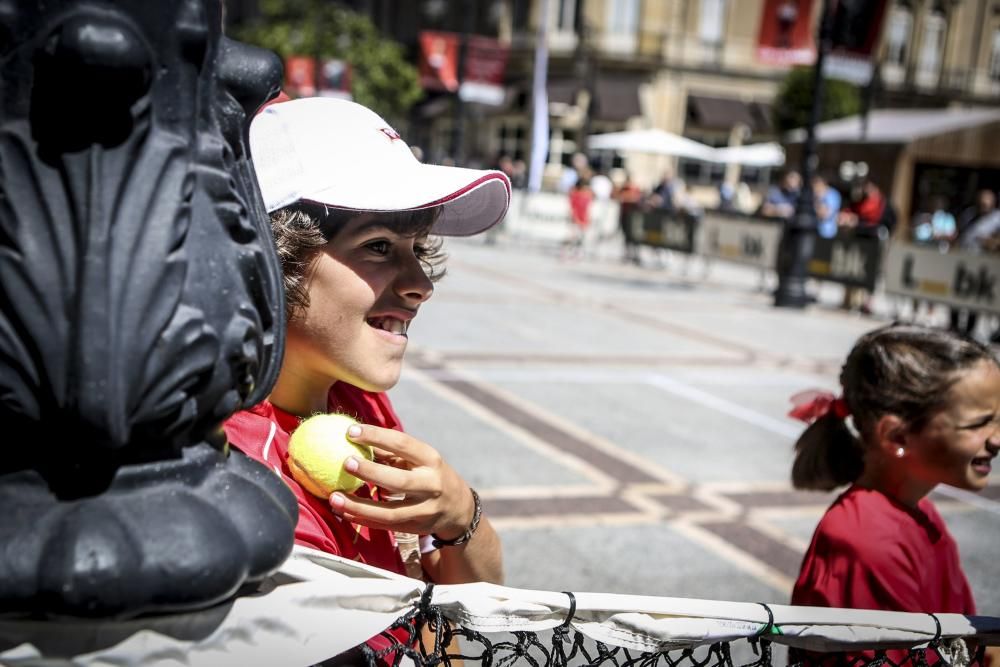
left=773, top=0, right=833, bottom=308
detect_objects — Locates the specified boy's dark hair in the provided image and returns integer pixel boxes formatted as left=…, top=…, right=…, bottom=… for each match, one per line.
left=271, top=202, right=445, bottom=319
left=792, top=324, right=997, bottom=491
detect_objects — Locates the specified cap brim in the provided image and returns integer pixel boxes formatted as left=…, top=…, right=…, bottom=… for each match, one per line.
left=302, top=165, right=510, bottom=237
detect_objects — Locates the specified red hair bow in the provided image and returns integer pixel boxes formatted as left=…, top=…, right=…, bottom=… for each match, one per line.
left=788, top=390, right=850, bottom=424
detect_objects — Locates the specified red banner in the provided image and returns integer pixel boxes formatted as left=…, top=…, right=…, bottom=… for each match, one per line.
left=284, top=55, right=316, bottom=97
left=419, top=31, right=460, bottom=92
left=756, top=0, right=816, bottom=66
left=419, top=31, right=509, bottom=94
left=824, top=0, right=889, bottom=84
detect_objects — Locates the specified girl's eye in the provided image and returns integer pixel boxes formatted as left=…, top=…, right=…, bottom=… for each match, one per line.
left=962, top=415, right=998, bottom=430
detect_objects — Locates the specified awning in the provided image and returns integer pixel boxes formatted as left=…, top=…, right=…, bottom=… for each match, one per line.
left=545, top=75, right=643, bottom=121
left=687, top=94, right=773, bottom=133
left=547, top=79, right=580, bottom=106
left=593, top=75, right=643, bottom=122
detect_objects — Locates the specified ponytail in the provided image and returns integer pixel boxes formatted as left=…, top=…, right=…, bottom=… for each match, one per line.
left=791, top=413, right=864, bottom=491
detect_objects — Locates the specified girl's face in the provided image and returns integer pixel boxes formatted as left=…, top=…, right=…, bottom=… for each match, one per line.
left=284, top=213, right=435, bottom=393
left=905, top=360, right=1000, bottom=492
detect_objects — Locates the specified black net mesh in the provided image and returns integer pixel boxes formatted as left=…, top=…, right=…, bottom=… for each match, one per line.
left=325, top=589, right=989, bottom=667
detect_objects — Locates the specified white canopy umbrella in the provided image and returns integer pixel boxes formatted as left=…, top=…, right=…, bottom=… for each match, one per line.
left=711, top=142, right=785, bottom=167
left=587, top=128, right=717, bottom=161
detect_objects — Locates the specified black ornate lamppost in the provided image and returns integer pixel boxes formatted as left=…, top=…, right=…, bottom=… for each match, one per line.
left=0, top=0, right=296, bottom=617
left=773, top=0, right=832, bottom=308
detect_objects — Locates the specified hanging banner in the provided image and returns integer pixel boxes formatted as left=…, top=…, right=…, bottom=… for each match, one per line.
left=419, top=31, right=460, bottom=92
left=459, top=35, right=510, bottom=106
left=318, top=59, right=352, bottom=100
left=419, top=31, right=509, bottom=105
left=756, top=0, right=816, bottom=66
left=284, top=55, right=316, bottom=97
left=824, top=0, right=890, bottom=85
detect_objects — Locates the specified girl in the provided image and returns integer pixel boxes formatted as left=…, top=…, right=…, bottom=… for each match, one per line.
left=224, top=97, right=506, bottom=588
left=789, top=324, right=999, bottom=660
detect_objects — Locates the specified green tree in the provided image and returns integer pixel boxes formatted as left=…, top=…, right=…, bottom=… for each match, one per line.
left=235, top=0, right=423, bottom=122
left=772, top=66, right=861, bottom=134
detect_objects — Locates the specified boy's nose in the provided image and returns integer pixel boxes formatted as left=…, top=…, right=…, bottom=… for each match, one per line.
left=395, top=254, right=434, bottom=304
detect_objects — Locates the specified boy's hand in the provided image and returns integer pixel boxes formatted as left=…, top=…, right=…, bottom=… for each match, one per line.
left=326, top=423, right=475, bottom=540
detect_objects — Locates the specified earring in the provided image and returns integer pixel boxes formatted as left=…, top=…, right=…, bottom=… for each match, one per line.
left=895, top=447, right=905, bottom=458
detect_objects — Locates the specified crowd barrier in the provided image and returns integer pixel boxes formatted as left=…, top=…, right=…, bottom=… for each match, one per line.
left=631, top=208, right=999, bottom=314
left=498, top=193, right=999, bottom=317
left=630, top=209, right=883, bottom=291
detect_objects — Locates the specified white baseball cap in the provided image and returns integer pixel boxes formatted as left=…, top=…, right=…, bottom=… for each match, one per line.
left=250, top=97, right=511, bottom=236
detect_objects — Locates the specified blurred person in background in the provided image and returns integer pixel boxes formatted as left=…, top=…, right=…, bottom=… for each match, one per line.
left=559, top=152, right=592, bottom=193
left=564, top=177, right=593, bottom=259
left=615, top=171, right=644, bottom=265
left=958, top=189, right=1000, bottom=253
left=952, top=190, right=1000, bottom=339
left=912, top=195, right=958, bottom=247
left=650, top=167, right=681, bottom=214
left=760, top=170, right=801, bottom=220
left=837, top=179, right=895, bottom=314
left=813, top=174, right=842, bottom=239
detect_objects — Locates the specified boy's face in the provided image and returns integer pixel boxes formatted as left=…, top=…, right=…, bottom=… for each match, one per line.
left=285, top=213, right=435, bottom=393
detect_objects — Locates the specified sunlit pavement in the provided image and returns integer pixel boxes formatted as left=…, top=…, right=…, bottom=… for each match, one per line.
left=391, top=232, right=1000, bottom=616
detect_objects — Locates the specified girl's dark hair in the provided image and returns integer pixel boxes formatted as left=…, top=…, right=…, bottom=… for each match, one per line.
left=792, top=324, right=997, bottom=491
left=270, top=202, right=446, bottom=319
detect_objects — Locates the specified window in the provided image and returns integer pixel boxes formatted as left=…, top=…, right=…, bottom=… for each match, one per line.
left=699, top=0, right=726, bottom=46
left=991, top=28, right=1000, bottom=81
left=604, top=0, right=641, bottom=53
left=915, top=10, right=946, bottom=87
left=885, top=6, right=913, bottom=66
left=495, top=120, right=527, bottom=161
left=549, top=0, right=578, bottom=51
left=556, top=0, right=576, bottom=31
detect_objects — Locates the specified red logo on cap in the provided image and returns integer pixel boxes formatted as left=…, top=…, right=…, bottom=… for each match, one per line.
left=379, top=127, right=401, bottom=141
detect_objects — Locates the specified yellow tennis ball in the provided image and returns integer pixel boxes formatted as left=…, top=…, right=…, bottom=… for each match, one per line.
left=287, top=413, right=374, bottom=497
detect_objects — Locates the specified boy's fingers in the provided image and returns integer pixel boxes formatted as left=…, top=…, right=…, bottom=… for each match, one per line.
left=345, top=457, right=415, bottom=493
left=330, top=491, right=417, bottom=527
left=349, top=424, right=429, bottom=464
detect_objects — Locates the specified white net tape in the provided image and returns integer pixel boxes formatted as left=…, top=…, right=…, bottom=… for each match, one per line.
left=1, top=546, right=997, bottom=666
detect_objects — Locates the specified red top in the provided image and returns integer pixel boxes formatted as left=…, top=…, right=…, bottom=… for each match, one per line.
left=848, top=191, right=886, bottom=227
left=793, top=486, right=974, bottom=665
left=793, top=486, right=974, bottom=613
left=223, top=383, right=407, bottom=575
left=569, top=187, right=593, bottom=228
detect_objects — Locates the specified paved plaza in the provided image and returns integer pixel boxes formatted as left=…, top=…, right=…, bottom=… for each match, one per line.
left=390, top=232, right=1000, bottom=616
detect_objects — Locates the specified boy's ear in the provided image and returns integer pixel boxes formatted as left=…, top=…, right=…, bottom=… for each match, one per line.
left=873, top=414, right=907, bottom=456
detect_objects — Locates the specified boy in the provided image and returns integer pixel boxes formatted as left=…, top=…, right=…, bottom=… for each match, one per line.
left=224, top=97, right=507, bottom=587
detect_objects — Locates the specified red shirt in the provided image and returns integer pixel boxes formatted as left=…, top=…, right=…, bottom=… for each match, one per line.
left=569, top=187, right=593, bottom=228
left=848, top=191, right=886, bottom=228
left=793, top=486, right=974, bottom=665
left=223, top=384, right=406, bottom=575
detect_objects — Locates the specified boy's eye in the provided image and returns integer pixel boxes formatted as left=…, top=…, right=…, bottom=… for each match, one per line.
left=365, top=240, right=390, bottom=255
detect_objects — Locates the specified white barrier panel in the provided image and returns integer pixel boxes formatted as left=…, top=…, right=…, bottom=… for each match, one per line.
left=697, top=212, right=783, bottom=270
left=504, top=191, right=620, bottom=243
left=884, top=244, right=1000, bottom=315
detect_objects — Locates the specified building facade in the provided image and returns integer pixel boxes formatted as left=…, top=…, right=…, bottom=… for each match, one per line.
left=229, top=0, right=1000, bottom=193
